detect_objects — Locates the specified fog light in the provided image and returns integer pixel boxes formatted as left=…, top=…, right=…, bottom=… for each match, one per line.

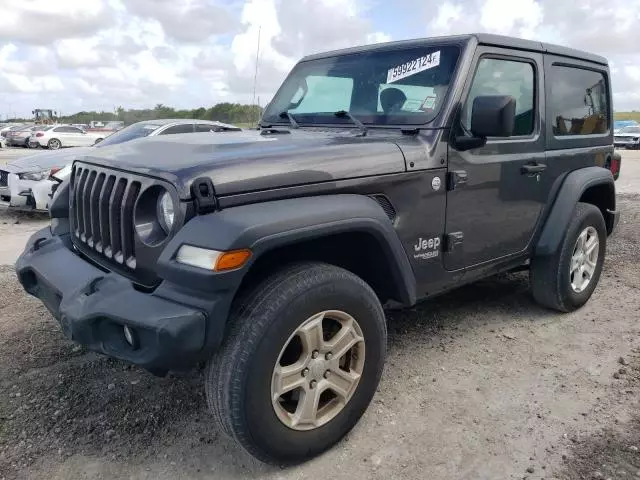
left=123, top=325, right=138, bottom=349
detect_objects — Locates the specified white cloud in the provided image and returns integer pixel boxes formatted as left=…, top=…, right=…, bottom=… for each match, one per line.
left=2, top=0, right=640, bottom=117
left=0, top=0, right=113, bottom=44
left=479, top=0, right=542, bottom=38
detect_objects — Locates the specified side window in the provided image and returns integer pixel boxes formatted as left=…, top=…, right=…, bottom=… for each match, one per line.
left=160, top=124, right=194, bottom=135
left=462, top=58, right=535, bottom=136
left=195, top=124, right=214, bottom=132
left=289, top=76, right=353, bottom=114
left=68, top=127, right=82, bottom=133
left=54, top=127, right=70, bottom=133
left=549, top=65, right=608, bottom=136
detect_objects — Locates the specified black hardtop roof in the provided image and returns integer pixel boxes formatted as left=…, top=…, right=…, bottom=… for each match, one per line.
left=301, top=33, right=608, bottom=66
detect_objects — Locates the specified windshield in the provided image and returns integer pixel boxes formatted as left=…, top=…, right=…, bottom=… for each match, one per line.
left=620, top=126, right=640, bottom=134
left=262, top=45, right=460, bottom=127
left=97, top=122, right=163, bottom=147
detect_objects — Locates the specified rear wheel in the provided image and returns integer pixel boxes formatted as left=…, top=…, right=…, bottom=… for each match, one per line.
left=48, top=138, right=61, bottom=150
left=205, top=263, right=386, bottom=464
left=530, top=202, right=607, bottom=312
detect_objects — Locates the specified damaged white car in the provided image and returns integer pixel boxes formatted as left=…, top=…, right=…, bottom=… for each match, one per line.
left=0, top=119, right=241, bottom=211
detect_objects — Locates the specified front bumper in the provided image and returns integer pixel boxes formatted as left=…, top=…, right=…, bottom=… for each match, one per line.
left=15, top=226, right=214, bottom=373
left=614, top=138, right=640, bottom=149
left=0, top=171, right=45, bottom=211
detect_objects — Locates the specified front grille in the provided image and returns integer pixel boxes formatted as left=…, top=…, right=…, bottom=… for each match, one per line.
left=70, top=165, right=141, bottom=270
left=0, top=170, right=7, bottom=187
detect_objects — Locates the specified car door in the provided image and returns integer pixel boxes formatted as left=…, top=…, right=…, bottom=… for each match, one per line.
left=50, top=127, right=71, bottom=146
left=444, top=47, right=552, bottom=271
left=66, top=126, right=88, bottom=146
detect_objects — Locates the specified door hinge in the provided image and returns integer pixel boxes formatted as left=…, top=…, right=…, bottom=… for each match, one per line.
left=444, top=232, right=464, bottom=252
left=447, top=170, right=468, bottom=191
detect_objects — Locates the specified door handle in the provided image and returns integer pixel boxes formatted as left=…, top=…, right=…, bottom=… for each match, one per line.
left=521, top=163, right=547, bottom=175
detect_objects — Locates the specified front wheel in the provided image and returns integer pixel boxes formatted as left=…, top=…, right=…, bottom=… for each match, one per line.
left=530, top=202, right=607, bottom=312
left=206, top=263, right=386, bottom=464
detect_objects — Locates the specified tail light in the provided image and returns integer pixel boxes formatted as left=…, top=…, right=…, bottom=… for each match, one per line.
left=610, top=155, right=621, bottom=180
left=36, top=132, right=44, bottom=137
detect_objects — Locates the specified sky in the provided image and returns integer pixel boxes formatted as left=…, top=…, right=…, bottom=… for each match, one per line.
left=0, top=0, right=639, bottom=119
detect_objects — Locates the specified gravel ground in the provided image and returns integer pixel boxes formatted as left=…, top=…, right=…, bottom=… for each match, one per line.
left=0, top=149, right=639, bottom=480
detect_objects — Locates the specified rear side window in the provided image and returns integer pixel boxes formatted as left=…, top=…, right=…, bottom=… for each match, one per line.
left=195, top=124, right=215, bottom=132
left=549, top=66, right=609, bottom=136
left=462, top=58, right=535, bottom=136
left=160, top=124, right=194, bottom=135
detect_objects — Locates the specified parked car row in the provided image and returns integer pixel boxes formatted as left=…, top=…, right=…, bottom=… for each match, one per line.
left=0, top=118, right=241, bottom=211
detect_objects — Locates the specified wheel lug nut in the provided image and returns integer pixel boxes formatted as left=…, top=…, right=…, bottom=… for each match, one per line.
left=324, top=370, right=331, bottom=379
left=301, top=368, right=309, bottom=377
left=310, top=380, right=317, bottom=389
left=312, top=350, right=319, bottom=359
left=325, top=352, right=333, bottom=360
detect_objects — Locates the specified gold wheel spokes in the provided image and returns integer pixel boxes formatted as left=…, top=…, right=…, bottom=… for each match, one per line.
left=271, top=310, right=365, bottom=431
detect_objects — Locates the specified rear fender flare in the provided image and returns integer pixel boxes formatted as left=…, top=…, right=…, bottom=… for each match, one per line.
left=535, top=167, right=616, bottom=257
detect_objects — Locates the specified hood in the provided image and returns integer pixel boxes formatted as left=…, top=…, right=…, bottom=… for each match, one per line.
left=77, top=129, right=413, bottom=198
left=5, top=147, right=94, bottom=172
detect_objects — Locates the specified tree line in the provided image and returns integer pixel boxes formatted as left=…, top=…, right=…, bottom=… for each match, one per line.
left=7, top=103, right=263, bottom=126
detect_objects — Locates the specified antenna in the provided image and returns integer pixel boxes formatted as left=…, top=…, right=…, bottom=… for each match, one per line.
left=251, top=26, right=261, bottom=126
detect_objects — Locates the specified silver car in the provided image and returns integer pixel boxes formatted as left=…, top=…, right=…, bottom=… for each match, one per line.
left=613, top=125, right=640, bottom=149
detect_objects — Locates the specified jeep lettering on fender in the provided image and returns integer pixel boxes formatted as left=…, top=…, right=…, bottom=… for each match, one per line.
left=16, top=33, right=620, bottom=464
left=414, top=236, right=441, bottom=260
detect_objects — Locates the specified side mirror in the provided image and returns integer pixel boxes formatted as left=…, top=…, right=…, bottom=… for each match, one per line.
left=455, top=95, right=516, bottom=152
left=470, top=95, right=516, bottom=138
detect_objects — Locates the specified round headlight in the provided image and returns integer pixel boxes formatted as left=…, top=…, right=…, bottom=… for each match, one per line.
left=157, top=191, right=175, bottom=233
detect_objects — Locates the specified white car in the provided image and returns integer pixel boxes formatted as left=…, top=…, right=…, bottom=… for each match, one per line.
left=613, top=125, right=640, bottom=150
left=30, top=124, right=106, bottom=149
left=1, top=119, right=241, bottom=211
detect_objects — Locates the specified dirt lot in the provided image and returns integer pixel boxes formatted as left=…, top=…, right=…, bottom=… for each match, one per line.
left=1, top=149, right=639, bottom=480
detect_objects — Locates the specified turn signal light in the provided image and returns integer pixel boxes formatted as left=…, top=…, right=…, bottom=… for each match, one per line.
left=176, top=245, right=252, bottom=271
left=215, top=249, right=252, bottom=271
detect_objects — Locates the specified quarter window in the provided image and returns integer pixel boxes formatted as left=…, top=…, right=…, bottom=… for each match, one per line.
left=549, top=65, right=608, bottom=136
left=463, top=58, right=535, bottom=136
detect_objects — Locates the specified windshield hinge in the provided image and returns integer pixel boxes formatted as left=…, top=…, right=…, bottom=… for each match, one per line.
left=191, top=177, right=217, bottom=214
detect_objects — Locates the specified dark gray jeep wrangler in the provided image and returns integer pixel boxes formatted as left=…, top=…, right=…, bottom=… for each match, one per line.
left=16, top=33, right=621, bottom=464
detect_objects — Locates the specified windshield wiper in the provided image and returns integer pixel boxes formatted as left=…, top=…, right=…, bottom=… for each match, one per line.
left=334, top=110, right=367, bottom=136
left=278, top=111, right=299, bottom=129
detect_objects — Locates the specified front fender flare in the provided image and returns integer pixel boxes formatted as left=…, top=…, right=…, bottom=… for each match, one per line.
left=156, top=194, right=417, bottom=305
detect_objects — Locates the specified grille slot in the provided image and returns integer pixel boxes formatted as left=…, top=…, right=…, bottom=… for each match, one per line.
left=71, top=165, right=143, bottom=270
left=0, top=170, right=8, bottom=187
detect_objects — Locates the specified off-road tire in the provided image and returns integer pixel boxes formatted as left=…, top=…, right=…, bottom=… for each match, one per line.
left=205, top=262, right=387, bottom=464
left=530, top=202, right=606, bottom=312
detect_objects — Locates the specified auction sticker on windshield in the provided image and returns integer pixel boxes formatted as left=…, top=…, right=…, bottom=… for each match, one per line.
left=387, top=51, right=441, bottom=84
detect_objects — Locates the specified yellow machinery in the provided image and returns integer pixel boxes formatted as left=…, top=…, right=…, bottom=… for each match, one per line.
left=32, top=109, right=56, bottom=125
